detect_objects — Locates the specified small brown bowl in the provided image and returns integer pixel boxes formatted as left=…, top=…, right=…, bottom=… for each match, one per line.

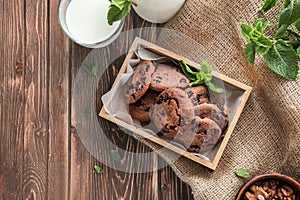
left=236, top=173, right=300, bottom=200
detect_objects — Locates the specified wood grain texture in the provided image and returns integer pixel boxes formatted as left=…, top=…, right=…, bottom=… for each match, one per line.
left=69, top=38, right=90, bottom=200
left=159, top=159, right=194, bottom=200
left=47, top=0, right=70, bottom=199
left=0, top=1, right=194, bottom=199
left=22, top=0, right=49, bottom=199
left=0, top=0, right=25, bottom=199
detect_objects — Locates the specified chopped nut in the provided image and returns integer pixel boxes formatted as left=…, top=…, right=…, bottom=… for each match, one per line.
left=282, top=185, right=294, bottom=195
left=245, top=191, right=257, bottom=200
left=250, top=185, right=257, bottom=193
left=267, top=188, right=276, bottom=198
left=278, top=191, right=284, bottom=199
left=281, top=187, right=290, bottom=196
left=257, top=186, right=269, bottom=198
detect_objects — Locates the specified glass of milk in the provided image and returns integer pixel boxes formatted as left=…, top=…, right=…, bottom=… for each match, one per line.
left=132, top=0, right=185, bottom=23
left=58, top=0, right=123, bottom=48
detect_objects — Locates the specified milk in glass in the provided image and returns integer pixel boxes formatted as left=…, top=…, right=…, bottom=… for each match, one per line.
left=66, top=0, right=121, bottom=44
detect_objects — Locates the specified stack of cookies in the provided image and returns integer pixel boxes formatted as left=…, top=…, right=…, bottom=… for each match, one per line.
left=124, top=60, right=229, bottom=154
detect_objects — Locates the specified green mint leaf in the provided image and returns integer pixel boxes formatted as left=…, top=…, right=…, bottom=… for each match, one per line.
left=235, top=168, right=250, bottom=178
left=253, top=18, right=272, bottom=33
left=262, top=21, right=273, bottom=32
left=260, top=0, right=280, bottom=12
left=111, top=150, right=121, bottom=162
left=179, top=60, right=197, bottom=81
left=189, top=79, right=203, bottom=87
left=250, top=29, right=263, bottom=41
left=244, top=42, right=256, bottom=64
left=287, top=29, right=300, bottom=40
left=263, top=40, right=299, bottom=80
left=253, top=34, right=272, bottom=55
left=200, top=60, right=212, bottom=74
left=253, top=18, right=265, bottom=32
left=94, top=165, right=104, bottom=174
left=84, top=64, right=94, bottom=76
left=295, top=19, right=300, bottom=32
left=206, top=82, right=223, bottom=93
left=297, top=46, right=300, bottom=56
left=110, top=0, right=128, bottom=9
left=118, top=2, right=129, bottom=9
left=273, top=24, right=289, bottom=39
left=111, top=0, right=127, bottom=3
left=107, top=2, right=131, bottom=25
left=241, top=23, right=253, bottom=42
left=84, top=60, right=99, bottom=76
left=204, top=73, right=213, bottom=83
left=284, top=0, right=291, bottom=7
left=279, top=0, right=300, bottom=26
left=196, top=73, right=204, bottom=82
left=92, top=60, right=99, bottom=76
left=185, top=63, right=198, bottom=75
left=84, top=104, right=92, bottom=117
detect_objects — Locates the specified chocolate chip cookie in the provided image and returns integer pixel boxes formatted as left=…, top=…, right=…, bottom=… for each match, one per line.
left=129, top=90, right=159, bottom=124
left=209, top=92, right=225, bottom=106
left=124, top=60, right=156, bottom=104
left=185, top=85, right=209, bottom=105
left=150, top=88, right=194, bottom=138
left=194, top=103, right=229, bottom=131
left=174, top=117, right=222, bottom=153
left=150, top=63, right=190, bottom=91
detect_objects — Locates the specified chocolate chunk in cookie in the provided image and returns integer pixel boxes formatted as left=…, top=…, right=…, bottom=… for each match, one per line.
left=194, top=103, right=229, bottom=131
left=150, top=63, right=189, bottom=91
left=124, top=60, right=156, bottom=104
left=129, top=90, right=159, bottom=124
left=150, top=88, right=194, bottom=138
left=184, top=85, right=209, bottom=105
left=174, top=117, right=222, bottom=153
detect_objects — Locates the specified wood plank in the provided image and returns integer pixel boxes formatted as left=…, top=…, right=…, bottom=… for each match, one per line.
left=47, top=0, right=70, bottom=199
left=159, top=158, right=194, bottom=200
left=0, top=0, right=25, bottom=199
left=22, top=0, right=49, bottom=199
left=69, top=42, right=91, bottom=200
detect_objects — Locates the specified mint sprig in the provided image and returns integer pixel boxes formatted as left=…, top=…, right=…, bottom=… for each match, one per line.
left=179, top=60, right=224, bottom=93
left=241, top=0, right=300, bottom=81
left=107, top=0, right=132, bottom=25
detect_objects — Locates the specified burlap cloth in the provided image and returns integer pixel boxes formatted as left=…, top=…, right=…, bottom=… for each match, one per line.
left=138, top=0, right=300, bottom=199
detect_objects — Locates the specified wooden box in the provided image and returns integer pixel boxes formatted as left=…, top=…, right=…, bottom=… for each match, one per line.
left=99, top=37, right=252, bottom=170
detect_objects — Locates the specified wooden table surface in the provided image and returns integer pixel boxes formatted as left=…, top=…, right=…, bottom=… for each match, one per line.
left=0, top=1, right=194, bottom=199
